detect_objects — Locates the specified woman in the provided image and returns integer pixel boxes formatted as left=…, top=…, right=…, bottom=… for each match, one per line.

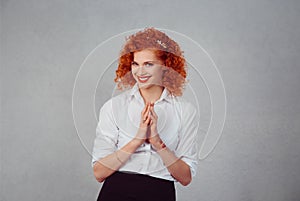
left=92, top=27, right=199, bottom=201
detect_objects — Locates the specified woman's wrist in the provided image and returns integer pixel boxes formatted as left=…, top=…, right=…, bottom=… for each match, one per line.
left=148, top=132, right=159, bottom=143
left=150, top=135, right=167, bottom=151
left=131, top=137, right=145, bottom=148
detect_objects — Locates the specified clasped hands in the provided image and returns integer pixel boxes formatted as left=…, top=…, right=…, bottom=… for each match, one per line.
left=135, top=102, right=165, bottom=150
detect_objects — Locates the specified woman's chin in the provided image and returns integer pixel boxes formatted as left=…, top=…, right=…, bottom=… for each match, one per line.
left=138, top=81, right=156, bottom=89
left=138, top=83, right=152, bottom=88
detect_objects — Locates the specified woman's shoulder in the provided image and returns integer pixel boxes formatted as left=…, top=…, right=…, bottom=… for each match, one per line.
left=173, top=96, right=197, bottom=112
left=100, top=89, right=131, bottom=111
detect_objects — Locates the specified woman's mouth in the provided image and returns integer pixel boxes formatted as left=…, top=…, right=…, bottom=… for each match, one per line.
left=137, top=76, right=151, bottom=83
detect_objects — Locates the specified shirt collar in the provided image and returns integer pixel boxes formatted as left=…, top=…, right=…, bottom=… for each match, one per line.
left=129, top=83, right=172, bottom=103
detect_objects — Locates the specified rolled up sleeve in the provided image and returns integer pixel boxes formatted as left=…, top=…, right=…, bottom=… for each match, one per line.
left=174, top=102, right=199, bottom=178
left=91, top=100, right=119, bottom=167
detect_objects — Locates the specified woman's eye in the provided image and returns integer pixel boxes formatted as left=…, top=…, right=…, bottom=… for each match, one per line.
left=145, top=63, right=153, bottom=67
left=131, top=62, right=138, bottom=67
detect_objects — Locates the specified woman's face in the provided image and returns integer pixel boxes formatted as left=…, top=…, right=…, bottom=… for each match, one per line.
left=131, top=49, right=164, bottom=89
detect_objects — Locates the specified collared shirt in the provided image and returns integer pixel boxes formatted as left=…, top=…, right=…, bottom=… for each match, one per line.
left=91, top=83, right=199, bottom=182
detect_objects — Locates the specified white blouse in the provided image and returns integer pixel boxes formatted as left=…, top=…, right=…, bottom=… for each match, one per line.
left=91, top=83, right=199, bottom=182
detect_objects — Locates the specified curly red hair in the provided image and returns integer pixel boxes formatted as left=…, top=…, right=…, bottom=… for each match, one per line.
left=114, top=27, right=187, bottom=96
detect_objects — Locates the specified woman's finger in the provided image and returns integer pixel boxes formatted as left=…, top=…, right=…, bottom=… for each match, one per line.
left=144, top=111, right=151, bottom=125
left=150, top=106, right=158, bottom=119
left=142, top=103, right=150, bottom=121
left=145, top=104, right=151, bottom=120
left=142, top=102, right=149, bottom=115
left=151, top=116, right=157, bottom=126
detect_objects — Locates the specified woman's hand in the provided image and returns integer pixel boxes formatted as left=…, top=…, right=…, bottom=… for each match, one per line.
left=148, top=103, right=158, bottom=135
left=148, top=103, right=163, bottom=146
left=134, top=102, right=151, bottom=145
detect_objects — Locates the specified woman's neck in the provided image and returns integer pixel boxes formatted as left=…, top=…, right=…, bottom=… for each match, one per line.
left=139, top=85, right=164, bottom=104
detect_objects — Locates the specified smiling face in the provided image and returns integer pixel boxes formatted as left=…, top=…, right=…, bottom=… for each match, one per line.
left=131, top=49, right=165, bottom=89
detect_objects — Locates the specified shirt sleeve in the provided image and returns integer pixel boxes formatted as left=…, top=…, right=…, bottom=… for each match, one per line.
left=174, top=101, right=199, bottom=178
left=91, top=99, right=119, bottom=167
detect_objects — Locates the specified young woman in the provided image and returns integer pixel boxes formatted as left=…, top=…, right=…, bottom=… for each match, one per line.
left=92, top=27, right=199, bottom=201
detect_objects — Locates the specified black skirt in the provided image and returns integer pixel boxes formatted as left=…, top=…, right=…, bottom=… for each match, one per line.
left=97, top=171, right=176, bottom=201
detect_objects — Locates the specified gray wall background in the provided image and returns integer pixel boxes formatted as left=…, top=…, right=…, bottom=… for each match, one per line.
left=1, top=0, right=300, bottom=201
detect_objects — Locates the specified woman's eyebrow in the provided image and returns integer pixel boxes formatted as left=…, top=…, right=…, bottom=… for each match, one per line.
left=132, top=60, right=155, bottom=65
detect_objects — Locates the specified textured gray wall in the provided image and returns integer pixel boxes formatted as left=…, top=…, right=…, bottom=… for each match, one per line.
left=1, top=0, right=300, bottom=201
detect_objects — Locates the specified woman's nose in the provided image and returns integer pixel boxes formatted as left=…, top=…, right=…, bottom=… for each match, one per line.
left=137, top=65, right=146, bottom=74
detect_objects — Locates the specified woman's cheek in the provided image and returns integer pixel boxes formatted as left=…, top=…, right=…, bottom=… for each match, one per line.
left=131, top=69, right=138, bottom=80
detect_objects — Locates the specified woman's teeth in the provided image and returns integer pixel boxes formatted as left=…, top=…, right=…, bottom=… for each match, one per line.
left=138, top=76, right=151, bottom=82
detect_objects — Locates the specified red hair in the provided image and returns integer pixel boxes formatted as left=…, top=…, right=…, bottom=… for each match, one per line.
left=114, top=27, right=187, bottom=96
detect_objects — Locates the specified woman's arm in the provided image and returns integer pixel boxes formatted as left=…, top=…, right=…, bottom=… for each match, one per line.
left=151, top=137, right=192, bottom=186
left=93, top=138, right=142, bottom=183
left=93, top=103, right=152, bottom=183
left=148, top=104, right=194, bottom=186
